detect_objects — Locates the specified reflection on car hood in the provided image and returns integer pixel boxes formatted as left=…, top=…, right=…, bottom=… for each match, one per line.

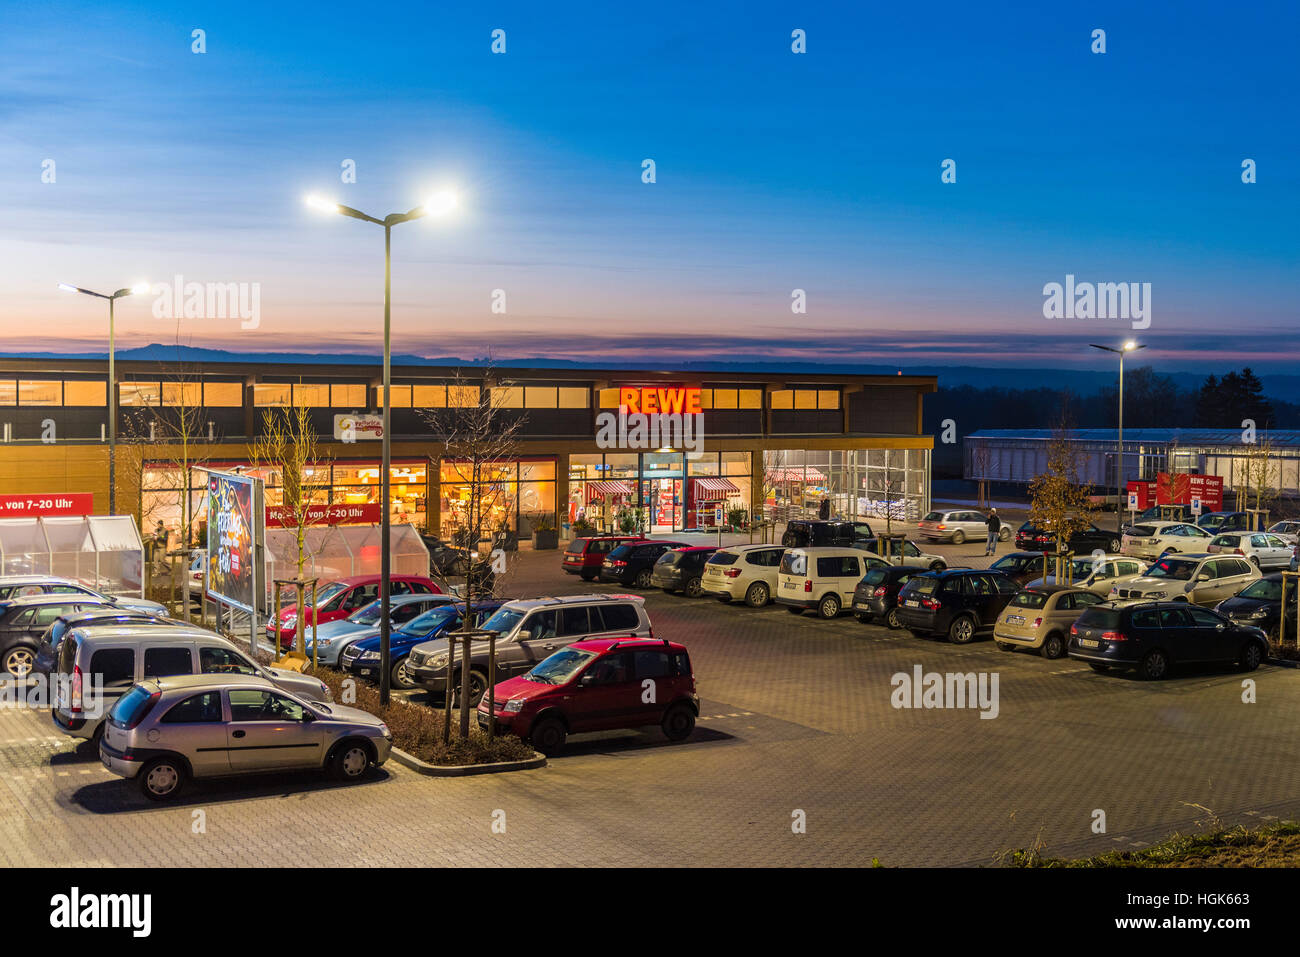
left=313, top=702, right=382, bottom=725
left=491, top=675, right=557, bottom=702
left=311, top=619, right=372, bottom=641
left=1124, top=576, right=1190, bottom=589
left=111, top=598, right=169, bottom=615
left=263, top=669, right=332, bottom=702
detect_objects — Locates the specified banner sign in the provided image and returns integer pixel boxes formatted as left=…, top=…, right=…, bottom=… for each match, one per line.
left=0, top=493, right=94, bottom=517
left=333, top=414, right=383, bottom=441
left=206, top=470, right=262, bottom=613
left=1126, top=475, right=1224, bottom=513
left=265, top=503, right=381, bottom=527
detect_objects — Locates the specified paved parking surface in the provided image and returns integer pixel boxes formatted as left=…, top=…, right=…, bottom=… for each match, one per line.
left=4, top=532, right=1299, bottom=867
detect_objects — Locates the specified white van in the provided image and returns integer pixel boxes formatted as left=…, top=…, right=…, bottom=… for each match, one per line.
left=776, top=548, right=889, bottom=619
left=52, top=625, right=331, bottom=743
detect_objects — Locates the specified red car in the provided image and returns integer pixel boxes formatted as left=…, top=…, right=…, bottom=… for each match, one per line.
left=266, top=574, right=441, bottom=648
left=477, top=637, right=698, bottom=754
left=561, top=535, right=643, bottom=581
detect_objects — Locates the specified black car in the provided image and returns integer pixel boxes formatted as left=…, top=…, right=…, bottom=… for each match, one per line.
left=421, top=535, right=473, bottom=576
left=1215, top=574, right=1296, bottom=641
left=1068, top=600, right=1268, bottom=680
left=1015, top=521, right=1121, bottom=554
left=781, top=520, right=874, bottom=548
left=893, top=568, right=1022, bottom=643
left=851, top=564, right=929, bottom=628
left=1198, top=511, right=1253, bottom=535
left=989, top=551, right=1056, bottom=585
left=651, top=547, right=718, bottom=597
left=599, top=540, right=686, bottom=587
left=0, top=595, right=111, bottom=677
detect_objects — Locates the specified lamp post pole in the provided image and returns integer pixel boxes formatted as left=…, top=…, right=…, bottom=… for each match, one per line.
left=1091, top=341, right=1146, bottom=535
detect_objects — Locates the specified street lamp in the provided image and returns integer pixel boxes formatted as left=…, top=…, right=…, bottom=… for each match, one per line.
left=58, top=281, right=151, bottom=515
left=305, top=190, right=459, bottom=705
left=1090, top=340, right=1147, bottom=534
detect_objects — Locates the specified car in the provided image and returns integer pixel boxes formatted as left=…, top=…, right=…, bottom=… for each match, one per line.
left=700, top=544, right=786, bottom=607
left=340, top=599, right=505, bottom=689
left=918, top=509, right=1010, bottom=544
left=1107, top=552, right=1261, bottom=607
left=1215, top=574, right=1297, bottom=642
left=850, top=564, right=930, bottom=628
left=476, top=637, right=698, bottom=755
left=781, top=520, right=875, bottom=548
left=52, top=624, right=332, bottom=744
left=266, top=574, right=442, bottom=648
left=406, top=594, right=653, bottom=705
left=1120, top=521, right=1214, bottom=560
left=893, top=567, right=1022, bottom=643
left=1197, top=511, right=1253, bottom=534
left=598, top=540, right=686, bottom=587
left=33, top=606, right=176, bottom=676
left=1023, top=553, right=1148, bottom=596
left=305, top=593, right=458, bottom=667
left=776, top=547, right=891, bottom=619
left=989, top=551, right=1058, bottom=585
left=651, top=546, right=718, bottom=596
left=993, top=585, right=1106, bottom=659
left=1015, top=521, right=1122, bottom=554
left=857, top=538, right=946, bottom=571
left=1265, top=521, right=1300, bottom=544
left=0, top=594, right=122, bottom=677
left=1207, top=532, right=1294, bottom=570
left=1067, top=600, right=1268, bottom=680
left=99, top=674, right=390, bottom=801
left=561, top=535, right=643, bottom=581
left=0, top=575, right=168, bottom=615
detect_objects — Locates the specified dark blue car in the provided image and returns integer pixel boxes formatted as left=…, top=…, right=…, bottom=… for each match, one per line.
left=339, top=600, right=506, bottom=689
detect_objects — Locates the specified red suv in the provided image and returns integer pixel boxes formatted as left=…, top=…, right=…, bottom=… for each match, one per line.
left=266, top=574, right=441, bottom=648
left=477, top=637, right=698, bottom=754
left=561, top=536, right=642, bottom=581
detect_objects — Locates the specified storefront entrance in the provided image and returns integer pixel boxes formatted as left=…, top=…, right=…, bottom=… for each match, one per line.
left=646, top=476, right=681, bottom=533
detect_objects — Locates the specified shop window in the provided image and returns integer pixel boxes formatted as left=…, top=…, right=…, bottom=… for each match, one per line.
left=794, top=389, right=817, bottom=410
left=413, top=385, right=447, bottom=408
left=387, top=385, right=413, bottom=408
left=204, top=382, right=243, bottom=407
left=524, top=387, right=557, bottom=409
left=711, top=389, right=738, bottom=410
left=769, top=390, right=793, bottom=410
left=722, top=451, right=752, bottom=476
left=293, top=384, right=331, bottom=407
left=492, top=387, right=525, bottom=408
left=0, top=381, right=15, bottom=406
left=18, top=380, right=61, bottom=406
left=738, top=389, right=762, bottom=409
left=558, top=387, right=589, bottom=409
left=448, top=385, right=480, bottom=408
left=687, top=453, right=720, bottom=476
left=598, top=388, right=620, bottom=408
left=331, top=384, right=366, bottom=407
left=818, top=390, right=840, bottom=409
left=162, top=382, right=203, bottom=407
left=253, top=383, right=292, bottom=407
left=63, top=380, right=106, bottom=406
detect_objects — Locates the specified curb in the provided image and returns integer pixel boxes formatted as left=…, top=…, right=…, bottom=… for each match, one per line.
left=1266, top=656, right=1300, bottom=669
left=389, top=746, right=547, bottom=777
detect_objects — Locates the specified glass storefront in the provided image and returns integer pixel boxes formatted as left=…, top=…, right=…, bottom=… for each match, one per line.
left=762, top=449, right=929, bottom=526
left=567, top=451, right=753, bottom=534
left=438, top=458, right=556, bottom=541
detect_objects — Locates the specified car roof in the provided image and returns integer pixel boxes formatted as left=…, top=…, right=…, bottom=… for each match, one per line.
left=671, top=546, right=717, bottom=553
left=1, top=593, right=111, bottom=607
left=329, top=574, right=431, bottom=586
left=1021, top=583, right=1080, bottom=595
left=569, top=637, right=685, bottom=653
left=499, top=594, right=646, bottom=610
left=786, top=546, right=870, bottom=555
left=68, top=623, right=222, bottom=642
left=0, top=575, right=83, bottom=586
left=144, top=673, right=275, bottom=693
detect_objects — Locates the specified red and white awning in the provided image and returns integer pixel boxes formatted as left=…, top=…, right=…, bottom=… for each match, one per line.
left=586, top=480, right=633, bottom=498
left=693, top=477, right=740, bottom=500
left=768, top=467, right=826, bottom=483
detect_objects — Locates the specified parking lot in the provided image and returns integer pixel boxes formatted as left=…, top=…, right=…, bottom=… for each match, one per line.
left=4, top=528, right=1300, bottom=867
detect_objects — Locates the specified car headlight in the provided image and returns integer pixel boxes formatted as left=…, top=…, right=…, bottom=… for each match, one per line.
left=360, top=650, right=380, bottom=661
left=1148, top=591, right=1166, bottom=599
left=1251, top=607, right=1269, bottom=619
left=504, top=699, right=523, bottom=713
left=432, top=654, right=449, bottom=668
left=379, top=723, right=391, bottom=738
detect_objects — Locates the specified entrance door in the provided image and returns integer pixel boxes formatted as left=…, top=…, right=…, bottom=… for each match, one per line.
left=649, top=478, right=681, bottom=533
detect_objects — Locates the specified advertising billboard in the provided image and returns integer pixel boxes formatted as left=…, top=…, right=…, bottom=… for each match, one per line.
left=206, top=470, right=263, bottom=613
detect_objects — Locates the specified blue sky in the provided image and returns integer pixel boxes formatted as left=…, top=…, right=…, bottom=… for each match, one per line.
left=1, top=0, right=1296, bottom=371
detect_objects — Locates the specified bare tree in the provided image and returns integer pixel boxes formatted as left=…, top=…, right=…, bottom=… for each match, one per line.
left=1028, top=407, right=1099, bottom=579
left=971, top=441, right=993, bottom=509
left=1241, top=438, right=1280, bottom=529
left=419, top=365, right=525, bottom=740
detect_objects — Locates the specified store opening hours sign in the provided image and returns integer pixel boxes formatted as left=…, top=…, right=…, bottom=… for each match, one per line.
left=0, top=494, right=93, bottom=517
left=206, top=470, right=263, bottom=612
left=265, top=503, right=381, bottom=527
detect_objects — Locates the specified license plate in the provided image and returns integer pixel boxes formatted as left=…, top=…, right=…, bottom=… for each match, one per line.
left=905, top=599, right=920, bottom=607
left=1007, top=615, right=1025, bottom=624
left=781, top=581, right=795, bottom=590
left=1078, top=638, right=1099, bottom=648
left=477, top=713, right=489, bottom=729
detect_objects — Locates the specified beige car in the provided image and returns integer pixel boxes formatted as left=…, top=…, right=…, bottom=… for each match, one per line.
left=701, top=545, right=786, bottom=607
left=1025, top=554, right=1148, bottom=596
left=994, top=585, right=1106, bottom=659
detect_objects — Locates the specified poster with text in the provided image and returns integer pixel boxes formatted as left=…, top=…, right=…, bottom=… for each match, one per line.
left=206, top=471, right=260, bottom=611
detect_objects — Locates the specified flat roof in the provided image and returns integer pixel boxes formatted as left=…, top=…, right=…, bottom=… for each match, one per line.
left=969, top=428, right=1300, bottom=446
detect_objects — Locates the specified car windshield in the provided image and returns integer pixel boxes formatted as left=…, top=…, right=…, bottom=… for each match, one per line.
left=1145, top=557, right=1198, bottom=580
left=525, top=647, right=597, bottom=685
left=398, top=605, right=458, bottom=636
left=904, top=576, right=939, bottom=596
left=565, top=539, right=588, bottom=554
left=109, top=684, right=156, bottom=726
left=1010, top=591, right=1049, bottom=609
left=1076, top=607, right=1121, bottom=630
left=1212, top=535, right=1240, bottom=547
left=922, top=512, right=943, bottom=522
left=1129, top=525, right=1157, bottom=537
left=480, top=607, right=526, bottom=636
left=859, top=568, right=889, bottom=587
left=708, top=551, right=739, bottom=565
left=1240, top=578, right=1283, bottom=601
left=314, top=582, right=348, bottom=605
left=1200, top=515, right=1228, bottom=530
left=993, top=555, right=1035, bottom=572
left=349, top=600, right=385, bottom=624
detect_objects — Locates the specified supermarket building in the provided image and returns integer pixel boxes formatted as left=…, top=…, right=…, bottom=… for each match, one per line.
left=0, top=355, right=936, bottom=540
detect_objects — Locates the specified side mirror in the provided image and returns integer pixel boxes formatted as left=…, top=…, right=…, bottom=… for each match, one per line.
left=1196, top=573, right=1211, bottom=582
left=579, top=673, right=596, bottom=687
left=302, top=711, right=317, bottom=722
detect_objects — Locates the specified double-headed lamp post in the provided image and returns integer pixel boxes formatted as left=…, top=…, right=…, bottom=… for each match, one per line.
left=58, top=281, right=151, bottom=515
left=305, top=191, right=458, bottom=706
left=1090, top=340, right=1147, bottom=534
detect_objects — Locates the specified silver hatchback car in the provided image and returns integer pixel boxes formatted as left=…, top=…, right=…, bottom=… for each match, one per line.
left=99, top=674, right=391, bottom=801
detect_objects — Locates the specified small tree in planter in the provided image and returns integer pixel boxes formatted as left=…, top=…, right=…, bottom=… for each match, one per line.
left=1027, top=406, right=1098, bottom=580
left=727, top=506, right=748, bottom=530
left=529, top=511, right=558, bottom=549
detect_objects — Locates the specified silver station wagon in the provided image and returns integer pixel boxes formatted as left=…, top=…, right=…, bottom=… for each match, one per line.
left=99, top=674, right=391, bottom=801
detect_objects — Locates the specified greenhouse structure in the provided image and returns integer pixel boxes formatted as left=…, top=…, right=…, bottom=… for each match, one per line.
left=0, top=515, right=146, bottom=597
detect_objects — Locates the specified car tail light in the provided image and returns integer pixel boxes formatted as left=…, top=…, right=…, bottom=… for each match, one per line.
left=612, top=560, right=627, bottom=567
left=921, top=597, right=941, bottom=610
left=873, top=586, right=887, bottom=597
left=725, top=568, right=742, bottom=578
left=936, top=523, right=947, bottom=530
left=1234, top=548, right=1245, bottom=556
left=804, top=580, right=813, bottom=592
left=1100, top=631, right=1126, bottom=642
left=70, top=665, right=83, bottom=714
left=1032, top=617, right=1043, bottom=628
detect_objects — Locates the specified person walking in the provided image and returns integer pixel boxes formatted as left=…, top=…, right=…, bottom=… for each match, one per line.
left=984, top=508, right=1001, bottom=556
left=818, top=497, right=830, bottom=520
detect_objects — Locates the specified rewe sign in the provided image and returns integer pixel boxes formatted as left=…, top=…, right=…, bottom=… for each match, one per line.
left=265, top=503, right=381, bottom=527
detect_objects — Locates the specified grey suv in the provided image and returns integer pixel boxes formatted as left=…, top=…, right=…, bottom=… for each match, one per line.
left=406, top=594, right=652, bottom=704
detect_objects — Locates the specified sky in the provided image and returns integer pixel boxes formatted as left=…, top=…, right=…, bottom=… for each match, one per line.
left=1, top=0, right=1297, bottom=373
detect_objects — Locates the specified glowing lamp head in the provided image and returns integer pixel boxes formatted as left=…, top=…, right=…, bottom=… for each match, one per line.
left=421, top=190, right=458, bottom=217
left=130, top=282, right=152, bottom=296
left=304, top=193, right=340, bottom=214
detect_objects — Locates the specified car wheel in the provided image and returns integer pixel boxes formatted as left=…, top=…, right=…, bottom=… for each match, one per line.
left=139, top=756, right=186, bottom=801
left=1241, top=641, right=1264, bottom=672
left=998, top=527, right=1011, bottom=541
left=855, top=612, right=872, bottom=624
left=885, top=607, right=903, bottom=630
left=1089, top=663, right=1110, bottom=673
left=450, top=669, right=489, bottom=709
left=1041, top=632, right=1066, bottom=660
left=330, top=740, right=373, bottom=781
left=1108, top=538, right=1121, bottom=552
left=685, top=576, right=704, bottom=598
left=817, top=594, right=841, bottom=619
left=951, top=530, right=966, bottom=545
left=745, top=582, right=770, bottom=607
left=786, top=605, right=804, bottom=616
left=2, top=645, right=35, bottom=678
left=661, top=702, right=696, bottom=742
left=947, top=615, right=976, bottom=644
left=1250, top=556, right=1261, bottom=568
left=634, top=569, right=653, bottom=588
left=529, top=716, right=567, bottom=755
left=391, top=656, right=417, bottom=690
left=1139, top=649, right=1169, bottom=680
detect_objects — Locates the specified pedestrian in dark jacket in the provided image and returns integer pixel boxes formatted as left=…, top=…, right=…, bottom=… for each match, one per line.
left=818, top=498, right=830, bottom=520
left=984, top=508, right=1001, bottom=555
